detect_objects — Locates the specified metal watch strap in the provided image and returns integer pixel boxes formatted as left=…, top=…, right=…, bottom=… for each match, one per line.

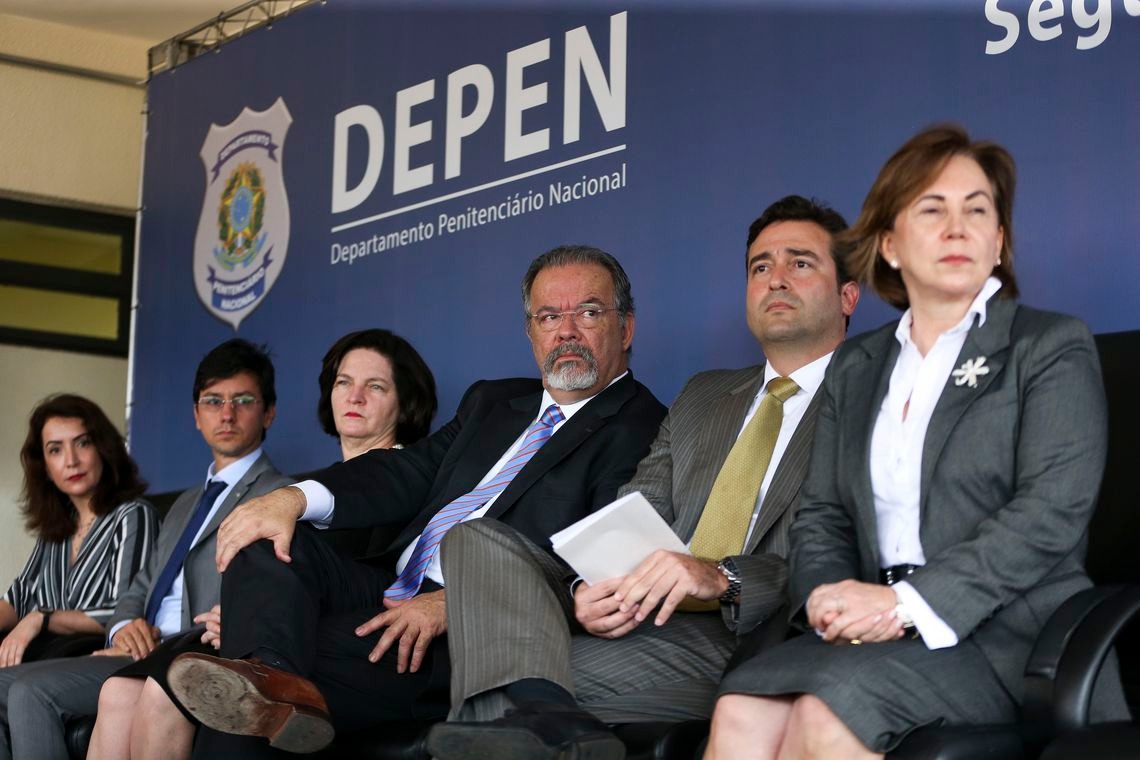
left=716, top=557, right=742, bottom=603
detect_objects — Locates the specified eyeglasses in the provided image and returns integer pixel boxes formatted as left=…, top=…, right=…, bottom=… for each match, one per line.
left=527, top=306, right=619, bottom=333
left=196, top=395, right=261, bottom=412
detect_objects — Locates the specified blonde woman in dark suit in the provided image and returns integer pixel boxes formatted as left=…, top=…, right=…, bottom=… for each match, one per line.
left=706, top=125, right=1127, bottom=759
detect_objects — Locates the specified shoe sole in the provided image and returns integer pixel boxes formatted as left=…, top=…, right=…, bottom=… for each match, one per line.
left=168, top=656, right=334, bottom=753
left=428, top=722, right=626, bottom=760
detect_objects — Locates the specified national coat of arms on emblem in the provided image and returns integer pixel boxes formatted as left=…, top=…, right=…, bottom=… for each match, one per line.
left=193, top=98, right=292, bottom=329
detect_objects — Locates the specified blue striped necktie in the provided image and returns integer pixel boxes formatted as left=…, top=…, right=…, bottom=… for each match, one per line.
left=385, top=404, right=565, bottom=601
left=145, top=478, right=227, bottom=625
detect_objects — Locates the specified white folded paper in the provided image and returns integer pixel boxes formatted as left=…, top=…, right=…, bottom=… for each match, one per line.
left=550, top=491, right=689, bottom=584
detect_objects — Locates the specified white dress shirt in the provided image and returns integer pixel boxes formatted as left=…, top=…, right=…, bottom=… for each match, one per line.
left=108, top=447, right=264, bottom=643
left=870, top=276, right=1002, bottom=649
left=295, top=373, right=628, bottom=587
left=737, top=353, right=832, bottom=548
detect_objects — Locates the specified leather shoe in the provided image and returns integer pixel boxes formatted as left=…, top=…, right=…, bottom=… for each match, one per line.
left=427, top=702, right=625, bottom=760
left=168, top=652, right=334, bottom=753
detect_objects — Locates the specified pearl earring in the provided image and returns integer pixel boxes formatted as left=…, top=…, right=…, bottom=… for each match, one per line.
left=889, top=260, right=900, bottom=270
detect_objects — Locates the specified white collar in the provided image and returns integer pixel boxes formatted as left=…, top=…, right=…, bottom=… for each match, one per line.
left=895, top=276, right=1002, bottom=346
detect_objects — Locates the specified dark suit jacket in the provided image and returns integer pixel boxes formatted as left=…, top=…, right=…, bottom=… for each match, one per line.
left=789, top=297, right=1107, bottom=701
left=618, top=365, right=821, bottom=635
left=314, top=374, right=666, bottom=569
left=107, top=453, right=293, bottom=633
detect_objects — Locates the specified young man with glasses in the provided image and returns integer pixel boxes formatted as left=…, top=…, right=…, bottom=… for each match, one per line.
left=0, top=339, right=292, bottom=760
left=165, top=245, right=666, bottom=758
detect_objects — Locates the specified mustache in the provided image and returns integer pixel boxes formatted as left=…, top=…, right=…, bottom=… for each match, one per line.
left=543, top=341, right=597, bottom=374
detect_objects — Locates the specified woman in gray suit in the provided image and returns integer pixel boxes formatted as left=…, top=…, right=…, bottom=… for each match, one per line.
left=705, top=125, right=1124, bottom=758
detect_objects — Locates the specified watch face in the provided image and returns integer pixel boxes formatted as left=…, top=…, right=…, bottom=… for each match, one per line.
left=719, top=558, right=740, bottom=580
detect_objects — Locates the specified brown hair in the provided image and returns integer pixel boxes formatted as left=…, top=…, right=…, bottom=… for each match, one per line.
left=841, top=124, right=1019, bottom=309
left=19, top=394, right=147, bottom=543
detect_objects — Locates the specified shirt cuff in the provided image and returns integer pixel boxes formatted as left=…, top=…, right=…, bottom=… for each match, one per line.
left=107, top=619, right=129, bottom=647
left=295, top=480, right=335, bottom=527
left=892, top=581, right=959, bottom=650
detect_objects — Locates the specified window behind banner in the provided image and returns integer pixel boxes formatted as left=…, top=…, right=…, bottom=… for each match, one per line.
left=0, top=198, right=133, bottom=356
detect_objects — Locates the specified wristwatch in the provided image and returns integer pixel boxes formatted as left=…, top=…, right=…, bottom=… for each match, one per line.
left=37, top=606, right=54, bottom=633
left=716, top=557, right=742, bottom=604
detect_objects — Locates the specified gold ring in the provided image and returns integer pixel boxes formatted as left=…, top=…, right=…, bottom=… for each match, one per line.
left=850, top=638, right=862, bottom=645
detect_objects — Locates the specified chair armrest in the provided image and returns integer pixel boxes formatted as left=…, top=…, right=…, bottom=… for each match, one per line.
left=1023, top=584, right=1140, bottom=732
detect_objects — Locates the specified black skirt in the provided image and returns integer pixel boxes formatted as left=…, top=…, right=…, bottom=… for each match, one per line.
left=110, top=628, right=214, bottom=723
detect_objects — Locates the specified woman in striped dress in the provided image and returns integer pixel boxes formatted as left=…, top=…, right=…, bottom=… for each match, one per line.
left=0, top=394, right=158, bottom=666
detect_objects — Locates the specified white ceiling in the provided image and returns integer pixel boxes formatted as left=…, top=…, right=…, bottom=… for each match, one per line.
left=0, top=0, right=234, bottom=43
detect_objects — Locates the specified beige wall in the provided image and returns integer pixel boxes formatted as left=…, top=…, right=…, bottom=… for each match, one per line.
left=0, top=14, right=147, bottom=589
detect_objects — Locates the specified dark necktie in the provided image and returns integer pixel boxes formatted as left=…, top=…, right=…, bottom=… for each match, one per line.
left=145, top=479, right=227, bottom=625
left=385, top=404, right=565, bottom=601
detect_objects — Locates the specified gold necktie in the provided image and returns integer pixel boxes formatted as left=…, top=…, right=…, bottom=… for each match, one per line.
left=679, top=376, right=800, bottom=611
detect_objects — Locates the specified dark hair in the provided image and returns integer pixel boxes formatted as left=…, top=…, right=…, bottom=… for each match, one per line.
left=842, top=124, right=1019, bottom=309
left=317, top=329, right=438, bottom=446
left=192, top=338, right=276, bottom=406
left=746, top=195, right=853, bottom=285
left=19, top=394, right=147, bottom=543
left=521, top=245, right=635, bottom=330
left=193, top=339, right=276, bottom=440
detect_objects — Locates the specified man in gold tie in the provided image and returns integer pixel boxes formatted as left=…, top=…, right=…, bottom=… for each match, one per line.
left=429, top=196, right=860, bottom=760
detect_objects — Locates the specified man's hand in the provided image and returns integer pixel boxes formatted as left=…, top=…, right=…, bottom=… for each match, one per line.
left=195, top=604, right=222, bottom=650
left=355, top=591, right=446, bottom=674
left=613, top=550, right=728, bottom=627
left=216, top=486, right=307, bottom=572
left=806, top=580, right=901, bottom=644
left=574, top=577, right=639, bottom=639
left=0, top=612, right=44, bottom=667
left=91, top=646, right=131, bottom=657
left=110, top=617, right=162, bottom=660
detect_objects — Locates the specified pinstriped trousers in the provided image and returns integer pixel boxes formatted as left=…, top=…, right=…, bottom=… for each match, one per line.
left=441, top=518, right=737, bottom=723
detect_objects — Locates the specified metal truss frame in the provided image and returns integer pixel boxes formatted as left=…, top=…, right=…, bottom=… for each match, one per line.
left=147, top=0, right=321, bottom=78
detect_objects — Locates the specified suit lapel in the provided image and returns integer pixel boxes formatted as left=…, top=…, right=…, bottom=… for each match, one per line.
left=919, top=298, right=1015, bottom=519
left=449, top=392, right=540, bottom=503
left=196, top=454, right=269, bottom=544
left=850, top=329, right=900, bottom=570
left=672, top=369, right=763, bottom=542
left=705, top=369, right=765, bottom=480
left=486, top=373, right=639, bottom=519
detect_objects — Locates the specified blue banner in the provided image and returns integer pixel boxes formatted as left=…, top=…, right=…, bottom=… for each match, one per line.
left=132, top=0, right=1140, bottom=489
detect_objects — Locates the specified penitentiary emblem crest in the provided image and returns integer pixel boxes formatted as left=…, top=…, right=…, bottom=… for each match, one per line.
left=193, top=98, right=292, bottom=329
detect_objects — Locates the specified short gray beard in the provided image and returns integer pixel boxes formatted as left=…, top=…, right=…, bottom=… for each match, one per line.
left=543, top=342, right=599, bottom=391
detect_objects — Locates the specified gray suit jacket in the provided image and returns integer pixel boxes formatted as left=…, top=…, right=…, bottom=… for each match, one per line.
left=107, top=452, right=293, bottom=633
left=789, top=297, right=1107, bottom=700
left=618, top=364, right=821, bottom=635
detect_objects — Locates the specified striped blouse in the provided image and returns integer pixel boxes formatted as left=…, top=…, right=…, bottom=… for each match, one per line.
left=3, top=499, right=159, bottom=626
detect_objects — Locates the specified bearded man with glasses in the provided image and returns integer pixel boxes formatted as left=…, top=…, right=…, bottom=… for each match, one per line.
left=166, top=245, right=666, bottom=758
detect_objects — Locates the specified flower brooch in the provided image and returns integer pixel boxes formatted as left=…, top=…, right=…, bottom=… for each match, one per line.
left=952, top=356, right=990, bottom=388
